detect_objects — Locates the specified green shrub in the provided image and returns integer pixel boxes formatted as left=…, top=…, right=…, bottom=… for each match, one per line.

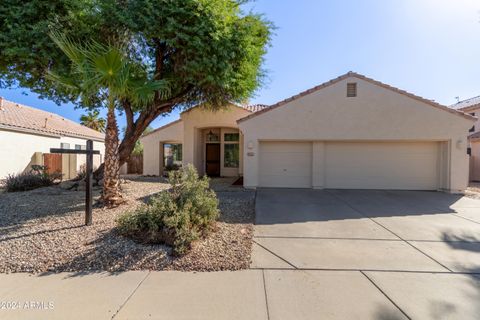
left=5, top=165, right=62, bottom=192
left=117, top=164, right=219, bottom=255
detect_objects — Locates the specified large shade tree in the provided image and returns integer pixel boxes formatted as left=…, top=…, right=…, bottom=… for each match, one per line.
left=49, top=33, right=168, bottom=206
left=80, top=110, right=106, bottom=133
left=0, top=0, right=272, bottom=171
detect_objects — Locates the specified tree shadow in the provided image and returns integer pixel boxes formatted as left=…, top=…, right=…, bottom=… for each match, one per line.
left=0, top=186, right=100, bottom=235
left=441, top=232, right=480, bottom=273
left=373, top=305, right=408, bottom=320
left=45, top=228, right=171, bottom=274
left=255, top=189, right=470, bottom=225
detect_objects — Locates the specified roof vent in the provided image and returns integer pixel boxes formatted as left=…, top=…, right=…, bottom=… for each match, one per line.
left=347, top=83, right=357, bottom=97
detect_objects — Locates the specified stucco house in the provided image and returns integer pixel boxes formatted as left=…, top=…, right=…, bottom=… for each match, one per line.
left=0, top=98, right=105, bottom=179
left=450, top=96, right=480, bottom=182
left=141, top=72, right=475, bottom=193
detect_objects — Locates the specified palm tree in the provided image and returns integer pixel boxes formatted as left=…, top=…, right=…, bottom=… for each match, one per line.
left=48, top=32, right=170, bottom=207
left=80, top=110, right=106, bottom=132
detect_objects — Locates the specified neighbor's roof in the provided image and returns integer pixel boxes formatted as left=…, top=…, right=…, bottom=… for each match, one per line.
left=0, top=98, right=105, bottom=141
left=237, top=72, right=476, bottom=123
left=450, top=95, right=480, bottom=111
left=470, top=131, right=480, bottom=141
left=240, top=104, right=270, bottom=113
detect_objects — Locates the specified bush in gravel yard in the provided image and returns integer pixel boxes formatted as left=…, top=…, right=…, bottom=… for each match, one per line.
left=5, top=166, right=62, bottom=192
left=117, top=165, right=219, bottom=255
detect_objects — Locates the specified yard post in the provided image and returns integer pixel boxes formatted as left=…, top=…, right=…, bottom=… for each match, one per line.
left=85, top=140, right=93, bottom=226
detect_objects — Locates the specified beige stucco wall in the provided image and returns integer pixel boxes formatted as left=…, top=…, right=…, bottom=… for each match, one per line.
left=140, top=120, right=184, bottom=176
left=181, top=105, right=250, bottom=176
left=0, top=129, right=105, bottom=179
left=470, top=141, right=480, bottom=181
left=463, top=107, right=480, bottom=182
left=142, top=105, right=249, bottom=177
left=239, top=76, right=474, bottom=192
left=464, top=106, right=480, bottom=131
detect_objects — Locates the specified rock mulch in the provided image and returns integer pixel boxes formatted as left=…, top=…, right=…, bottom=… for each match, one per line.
left=465, top=183, right=480, bottom=200
left=0, top=176, right=255, bottom=273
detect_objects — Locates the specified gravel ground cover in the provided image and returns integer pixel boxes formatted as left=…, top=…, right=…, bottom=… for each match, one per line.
left=0, top=176, right=255, bottom=273
left=465, top=182, right=480, bottom=200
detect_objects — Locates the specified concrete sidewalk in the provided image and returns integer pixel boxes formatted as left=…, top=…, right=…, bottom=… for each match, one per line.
left=1, top=189, right=480, bottom=319
left=1, top=270, right=480, bottom=319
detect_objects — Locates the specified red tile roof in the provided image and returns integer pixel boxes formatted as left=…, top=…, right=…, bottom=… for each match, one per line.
left=0, top=98, right=105, bottom=141
left=450, top=96, right=480, bottom=111
left=240, top=104, right=270, bottom=113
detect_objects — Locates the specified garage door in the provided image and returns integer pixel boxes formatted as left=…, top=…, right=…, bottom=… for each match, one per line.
left=259, top=142, right=312, bottom=188
left=325, top=142, right=439, bottom=190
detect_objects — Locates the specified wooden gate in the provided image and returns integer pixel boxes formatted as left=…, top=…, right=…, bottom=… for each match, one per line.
left=43, top=153, right=62, bottom=174
left=127, top=155, right=143, bottom=174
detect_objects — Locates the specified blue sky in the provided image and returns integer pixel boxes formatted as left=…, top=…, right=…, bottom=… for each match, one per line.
left=1, top=0, right=479, bottom=132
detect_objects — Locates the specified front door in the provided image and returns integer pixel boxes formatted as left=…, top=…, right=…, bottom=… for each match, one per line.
left=206, top=143, right=221, bottom=176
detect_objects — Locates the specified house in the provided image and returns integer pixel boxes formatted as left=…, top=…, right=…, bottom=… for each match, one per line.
left=0, top=98, right=105, bottom=179
left=450, top=96, right=480, bottom=181
left=141, top=72, right=475, bottom=193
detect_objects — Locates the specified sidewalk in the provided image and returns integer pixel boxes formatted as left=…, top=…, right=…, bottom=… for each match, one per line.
left=1, top=269, right=479, bottom=319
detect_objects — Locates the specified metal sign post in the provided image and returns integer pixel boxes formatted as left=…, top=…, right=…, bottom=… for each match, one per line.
left=50, top=139, right=100, bottom=226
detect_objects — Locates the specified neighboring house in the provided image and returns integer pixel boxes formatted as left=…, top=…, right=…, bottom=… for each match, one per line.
left=142, top=72, right=475, bottom=193
left=0, top=98, right=105, bottom=179
left=450, top=96, right=480, bottom=181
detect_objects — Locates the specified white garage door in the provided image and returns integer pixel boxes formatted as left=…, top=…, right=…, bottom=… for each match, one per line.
left=259, top=142, right=312, bottom=188
left=325, top=142, right=439, bottom=190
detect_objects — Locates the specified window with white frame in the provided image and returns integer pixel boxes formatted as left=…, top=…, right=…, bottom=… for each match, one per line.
left=223, top=133, right=239, bottom=168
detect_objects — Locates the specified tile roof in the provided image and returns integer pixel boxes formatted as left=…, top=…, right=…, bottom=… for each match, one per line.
left=0, top=98, right=105, bottom=141
left=237, top=72, right=476, bottom=123
left=450, top=95, right=480, bottom=111
left=470, top=131, right=480, bottom=140
left=240, top=104, right=270, bottom=113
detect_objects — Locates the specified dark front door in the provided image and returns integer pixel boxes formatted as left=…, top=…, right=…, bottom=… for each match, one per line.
left=206, top=143, right=221, bottom=176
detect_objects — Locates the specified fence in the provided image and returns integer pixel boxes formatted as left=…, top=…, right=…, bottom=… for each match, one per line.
left=126, top=155, right=143, bottom=174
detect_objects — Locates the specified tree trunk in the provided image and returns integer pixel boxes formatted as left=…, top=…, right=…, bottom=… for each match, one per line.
left=102, top=105, right=123, bottom=207
left=93, top=101, right=176, bottom=180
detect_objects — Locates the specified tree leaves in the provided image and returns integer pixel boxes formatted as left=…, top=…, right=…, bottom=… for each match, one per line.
left=0, top=0, right=272, bottom=110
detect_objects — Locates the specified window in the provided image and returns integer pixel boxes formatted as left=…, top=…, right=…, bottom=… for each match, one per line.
left=75, top=144, right=86, bottom=150
left=467, top=147, right=472, bottom=156
left=60, top=143, right=70, bottom=149
left=347, top=82, right=357, bottom=97
left=470, top=113, right=476, bottom=133
left=224, top=144, right=239, bottom=168
left=164, top=143, right=182, bottom=169
left=224, top=133, right=239, bottom=142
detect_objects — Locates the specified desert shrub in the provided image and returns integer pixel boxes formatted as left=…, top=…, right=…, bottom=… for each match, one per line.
left=5, top=165, right=62, bottom=192
left=73, top=164, right=87, bottom=181
left=117, top=164, right=219, bottom=255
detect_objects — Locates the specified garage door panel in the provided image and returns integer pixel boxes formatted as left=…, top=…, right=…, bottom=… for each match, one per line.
left=325, top=142, right=438, bottom=190
left=259, top=142, right=312, bottom=188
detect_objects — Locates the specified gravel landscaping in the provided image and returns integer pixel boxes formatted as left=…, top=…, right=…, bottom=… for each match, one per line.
left=465, top=182, right=480, bottom=200
left=0, top=176, right=255, bottom=273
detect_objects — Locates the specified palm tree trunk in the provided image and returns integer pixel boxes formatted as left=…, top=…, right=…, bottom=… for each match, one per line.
left=102, top=104, right=123, bottom=207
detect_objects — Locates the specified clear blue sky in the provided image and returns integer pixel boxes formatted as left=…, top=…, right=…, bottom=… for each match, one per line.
left=1, top=0, right=479, bottom=132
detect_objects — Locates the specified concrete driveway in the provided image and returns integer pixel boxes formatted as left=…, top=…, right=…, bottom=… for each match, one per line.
left=252, top=188, right=480, bottom=319
left=1, top=189, right=479, bottom=320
